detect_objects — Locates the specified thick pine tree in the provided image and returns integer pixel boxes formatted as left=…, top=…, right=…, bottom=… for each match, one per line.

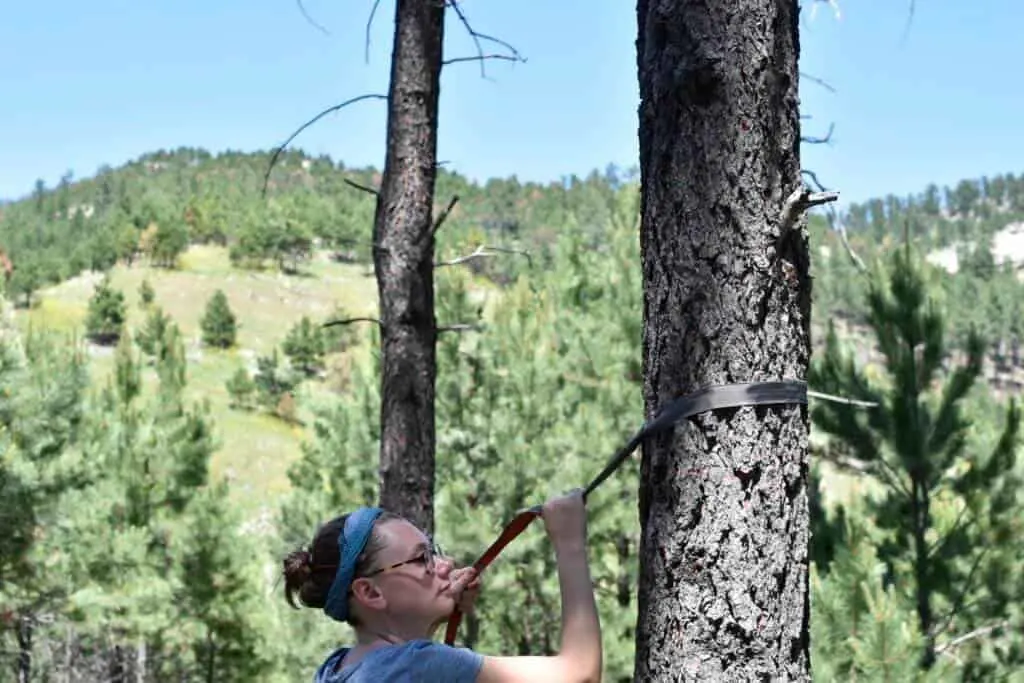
left=634, top=0, right=811, bottom=679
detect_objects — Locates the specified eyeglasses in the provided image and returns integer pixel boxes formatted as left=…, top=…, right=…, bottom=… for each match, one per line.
left=362, top=540, right=447, bottom=578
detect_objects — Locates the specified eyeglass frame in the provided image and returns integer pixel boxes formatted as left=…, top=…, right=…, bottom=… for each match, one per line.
left=361, top=539, right=447, bottom=578
left=311, top=539, right=449, bottom=596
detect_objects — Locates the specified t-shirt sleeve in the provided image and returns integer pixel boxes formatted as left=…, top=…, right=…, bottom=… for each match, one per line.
left=403, top=640, right=483, bottom=682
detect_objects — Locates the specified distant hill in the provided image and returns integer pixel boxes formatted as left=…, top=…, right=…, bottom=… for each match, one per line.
left=3, top=147, right=1024, bottom=473
left=3, top=147, right=1023, bottom=355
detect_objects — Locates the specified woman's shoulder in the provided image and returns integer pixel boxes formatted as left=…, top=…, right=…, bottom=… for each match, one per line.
left=315, top=640, right=482, bottom=683
left=313, top=646, right=350, bottom=682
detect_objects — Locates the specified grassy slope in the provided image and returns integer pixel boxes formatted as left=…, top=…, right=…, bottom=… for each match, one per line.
left=17, top=244, right=380, bottom=518
left=16, top=243, right=870, bottom=524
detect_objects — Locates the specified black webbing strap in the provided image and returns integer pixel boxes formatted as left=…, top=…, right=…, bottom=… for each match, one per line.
left=443, top=379, right=808, bottom=646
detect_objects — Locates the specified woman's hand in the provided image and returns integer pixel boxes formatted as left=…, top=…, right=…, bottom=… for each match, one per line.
left=448, top=566, right=482, bottom=614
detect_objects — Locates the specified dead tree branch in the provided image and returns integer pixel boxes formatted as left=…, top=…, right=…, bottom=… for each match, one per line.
left=446, top=0, right=526, bottom=78
left=801, top=169, right=868, bottom=273
left=801, top=122, right=835, bottom=145
left=262, top=93, right=387, bottom=197
left=900, top=0, right=917, bottom=46
left=800, top=169, right=827, bottom=193
left=434, top=244, right=532, bottom=268
left=364, top=0, right=383, bottom=63
left=816, top=451, right=874, bottom=475
left=322, top=316, right=383, bottom=329
left=344, top=177, right=379, bottom=196
left=932, top=545, right=993, bottom=639
left=296, top=0, right=330, bottom=35
left=927, top=504, right=975, bottom=561
left=830, top=209, right=867, bottom=272
left=443, top=54, right=522, bottom=67
left=780, top=185, right=840, bottom=234
left=806, top=389, right=879, bottom=408
left=937, top=621, right=1009, bottom=657
left=432, top=195, right=460, bottom=235
left=799, top=70, right=836, bottom=93
left=438, top=323, right=483, bottom=334
left=809, top=0, right=842, bottom=21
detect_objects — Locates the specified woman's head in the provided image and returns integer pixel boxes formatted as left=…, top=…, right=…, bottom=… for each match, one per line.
left=282, top=508, right=458, bottom=635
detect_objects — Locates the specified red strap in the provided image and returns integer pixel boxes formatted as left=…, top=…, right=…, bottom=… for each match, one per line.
left=443, top=506, right=542, bottom=646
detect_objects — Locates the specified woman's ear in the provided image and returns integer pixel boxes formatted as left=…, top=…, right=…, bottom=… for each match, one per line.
left=350, top=577, right=387, bottom=613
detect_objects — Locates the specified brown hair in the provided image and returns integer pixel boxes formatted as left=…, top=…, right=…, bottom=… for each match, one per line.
left=282, top=511, right=399, bottom=623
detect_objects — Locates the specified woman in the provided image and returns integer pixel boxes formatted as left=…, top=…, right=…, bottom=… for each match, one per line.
left=282, top=489, right=603, bottom=682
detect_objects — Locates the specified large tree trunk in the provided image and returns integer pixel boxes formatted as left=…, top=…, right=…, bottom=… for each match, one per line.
left=372, top=0, right=445, bottom=535
left=634, top=0, right=810, bottom=680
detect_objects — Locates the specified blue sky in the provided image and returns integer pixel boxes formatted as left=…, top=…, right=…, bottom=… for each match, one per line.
left=1, top=0, right=1021, bottom=208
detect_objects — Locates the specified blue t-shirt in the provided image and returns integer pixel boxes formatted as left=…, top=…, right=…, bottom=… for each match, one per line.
left=313, top=639, right=483, bottom=683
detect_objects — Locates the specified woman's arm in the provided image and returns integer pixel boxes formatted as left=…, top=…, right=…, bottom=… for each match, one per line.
left=475, top=490, right=602, bottom=683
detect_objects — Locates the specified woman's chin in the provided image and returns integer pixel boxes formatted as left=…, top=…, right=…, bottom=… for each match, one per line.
left=435, top=595, right=456, bottom=618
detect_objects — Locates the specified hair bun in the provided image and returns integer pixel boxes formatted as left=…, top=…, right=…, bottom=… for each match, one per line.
left=282, top=548, right=313, bottom=602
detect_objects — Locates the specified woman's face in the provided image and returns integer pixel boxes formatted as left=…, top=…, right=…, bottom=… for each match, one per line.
left=360, top=518, right=457, bottom=625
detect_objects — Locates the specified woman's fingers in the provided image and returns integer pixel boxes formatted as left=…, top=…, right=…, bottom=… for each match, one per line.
left=448, top=567, right=483, bottom=614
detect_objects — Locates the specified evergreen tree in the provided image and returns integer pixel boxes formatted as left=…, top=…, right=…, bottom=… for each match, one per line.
left=7, top=256, right=40, bottom=309
left=199, top=290, right=237, bottom=349
left=150, top=220, right=189, bottom=268
left=138, top=278, right=155, bottom=308
left=85, top=275, right=127, bottom=345
left=225, top=367, right=257, bottom=410
left=252, top=349, right=298, bottom=417
left=173, top=482, right=273, bottom=682
left=282, top=316, right=325, bottom=376
left=811, top=508, right=953, bottom=681
left=0, top=324, right=90, bottom=683
left=809, top=242, right=1023, bottom=672
left=113, top=331, right=141, bottom=405
left=136, top=305, right=172, bottom=358
left=59, top=308, right=219, bottom=680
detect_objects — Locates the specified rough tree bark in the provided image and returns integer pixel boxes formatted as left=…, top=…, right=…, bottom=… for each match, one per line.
left=634, top=0, right=811, bottom=681
left=373, top=0, right=446, bottom=535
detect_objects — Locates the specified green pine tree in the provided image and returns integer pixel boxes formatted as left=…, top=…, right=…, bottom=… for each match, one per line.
left=85, top=275, right=127, bottom=345
left=811, top=507, right=953, bottom=681
left=809, top=241, right=1023, bottom=673
left=282, top=316, right=326, bottom=377
left=0, top=324, right=90, bottom=683
left=150, top=220, right=189, bottom=268
left=199, top=289, right=237, bottom=349
left=173, top=481, right=274, bottom=682
left=136, top=305, right=172, bottom=358
left=138, top=278, right=155, bottom=308
left=225, top=366, right=257, bottom=410
left=113, top=330, right=141, bottom=406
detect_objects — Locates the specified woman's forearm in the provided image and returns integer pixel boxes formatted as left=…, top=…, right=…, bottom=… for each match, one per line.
left=553, top=539, right=602, bottom=681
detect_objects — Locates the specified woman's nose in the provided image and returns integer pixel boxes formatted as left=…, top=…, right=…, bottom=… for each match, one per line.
left=434, top=556, right=456, bottom=577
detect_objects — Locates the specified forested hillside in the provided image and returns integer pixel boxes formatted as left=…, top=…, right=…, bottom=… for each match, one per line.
left=2, top=148, right=1023, bottom=680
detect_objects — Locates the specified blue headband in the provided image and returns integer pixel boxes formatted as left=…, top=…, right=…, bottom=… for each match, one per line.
left=323, top=506, right=384, bottom=622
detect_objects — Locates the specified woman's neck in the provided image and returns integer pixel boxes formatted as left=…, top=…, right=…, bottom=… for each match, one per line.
left=355, top=619, right=430, bottom=647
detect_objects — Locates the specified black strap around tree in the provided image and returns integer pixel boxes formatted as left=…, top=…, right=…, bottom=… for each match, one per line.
left=443, top=378, right=809, bottom=646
